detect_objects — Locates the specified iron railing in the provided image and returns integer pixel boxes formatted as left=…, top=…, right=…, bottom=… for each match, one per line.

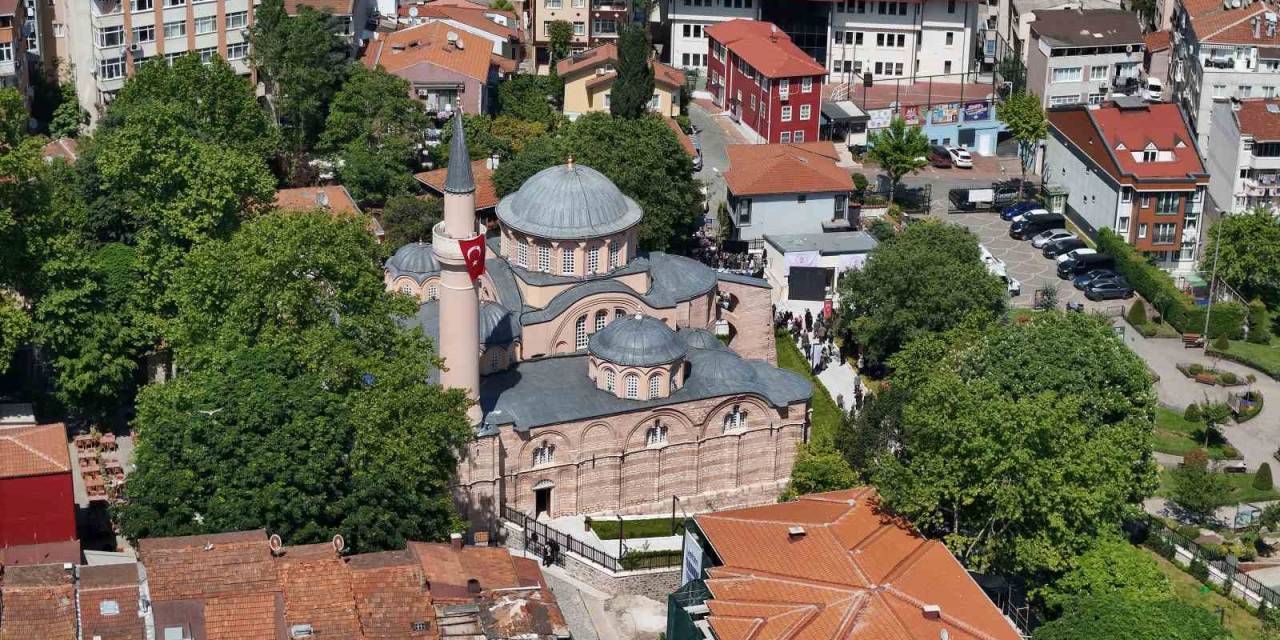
left=1146, top=516, right=1280, bottom=610
left=501, top=505, right=683, bottom=573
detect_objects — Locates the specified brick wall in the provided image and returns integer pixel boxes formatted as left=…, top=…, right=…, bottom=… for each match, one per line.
left=715, top=279, right=777, bottom=365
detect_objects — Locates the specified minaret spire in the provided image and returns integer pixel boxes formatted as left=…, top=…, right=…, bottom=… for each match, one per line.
left=444, top=112, right=475, bottom=194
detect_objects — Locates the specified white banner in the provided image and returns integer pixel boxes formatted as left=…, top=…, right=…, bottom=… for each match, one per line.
left=681, top=530, right=703, bottom=586
left=783, top=251, right=821, bottom=275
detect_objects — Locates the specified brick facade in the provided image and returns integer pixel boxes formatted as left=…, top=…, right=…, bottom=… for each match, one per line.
left=715, top=279, right=777, bottom=364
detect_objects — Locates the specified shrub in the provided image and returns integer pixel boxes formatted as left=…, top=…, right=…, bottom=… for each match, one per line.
left=1249, top=299, right=1273, bottom=344
left=1220, top=371, right=1238, bottom=385
left=852, top=172, right=869, bottom=194
left=1215, top=334, right=1231, bottom=351
left=1184, top=403, right=1202, bottom=422
left=1189, top=558, right=1210, bottom=581
left=1224, top=445, right=1242, bottom=459
left=1177, top=524, right=1201, bottom=540
left=1128, top=300, right=1148, bottom=326
left=1256, top=463, right=1274, bottom=491
left=1184, top=448, right=1209, bottom=469
left=1189, top=363, right=1205, bottom=375
left=673, top=114, right=692, bottom=133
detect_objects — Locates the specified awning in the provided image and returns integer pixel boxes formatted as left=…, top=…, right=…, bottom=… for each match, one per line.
left=821, top=100, right=868, bottom=122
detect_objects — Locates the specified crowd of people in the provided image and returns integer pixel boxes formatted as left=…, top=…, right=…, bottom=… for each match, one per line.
left=775, top=307, right=865, bottom=414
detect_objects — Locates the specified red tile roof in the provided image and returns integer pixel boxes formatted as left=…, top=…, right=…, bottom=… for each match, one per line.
left=41, top=138, right=79, bottom=163
left=275, top=186, right=362, bottom=216
left=138, top=530, right=279, bottom=602
left=1182, top=0, right=1280, bottom=45
left=0, top=564, right=77, bottom=640
left=1048, top=103, right=1207, bottom=185
left=1145, top=30, right=1172, bottom=52
left=398, top=2, right=520, bottom=40
left=416, top=159, right=499, bottom=209
left=79, top=564, right=145, bottom=640
left=556, top=43, right=687, bottom=89
left=705, top=20, right=828, bottom=79
left=725, top=143, right=852, bottom=196
left=278, top=544, right=363, bottom=638
left=1231, top=98, right=1280, bottom=141
left=694, top=488, right=1022, bottom=640
left=0, top=423, right=70, bottom=479
left=363, top=22, right=494, bottom=80
left=0, top=540, right=81, bottom=568
left=347, top=550, right=435, bottom=639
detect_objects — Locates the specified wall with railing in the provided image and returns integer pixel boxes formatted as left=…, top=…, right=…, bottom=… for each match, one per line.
left=1146, top=516, right=1280, bottom=611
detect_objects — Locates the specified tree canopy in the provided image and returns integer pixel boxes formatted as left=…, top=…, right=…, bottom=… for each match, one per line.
left=1202, top=209, right=1280, bottom=309
left=497, top=74, right=565, bottom=129
left=1168, top=448, right=1232, bottom=523
left=1039, top=539, right=1171, bottom=614
left=321, top=66, right=428, bottom=206
left=998, top=92, right=1046, bottom=197
left=381, top=195, right=443, bottom=249
left=1033, top=595, right=1229, bottom=640
left=781, top=443, right=858, bottom=500
left=610, top=22, right=656, bottom=118
left=864, top=117, right=928, bottom=205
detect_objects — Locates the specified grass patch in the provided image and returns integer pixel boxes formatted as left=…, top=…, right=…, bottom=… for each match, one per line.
left=1146, top=548, right=1263, bottom=640
left=589, top=517, right=683, bottom=540
left=619, top=549, right=682, bottom=571
left=1009, top=308, right=1035, bottom=323
left=1152, top=407, right=1240, bottom=461
left=1211, top=338, right=1280, bottom=380
left=775, top=329, right=841, bottom=447
left=1157, top=468, right=1280, bottom=506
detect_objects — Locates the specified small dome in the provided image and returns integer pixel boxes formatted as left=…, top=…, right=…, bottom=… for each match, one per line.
left=693, top=350, right=757, bottom=383
left=589, top=314, right=687, bottom=367
left=479, top=301, right=520, bottom=346
left=387, top=242, right=441, bottom=277
left=678, top=328, right=728, bottom=351
left=496, top=163, right=643, bottom=240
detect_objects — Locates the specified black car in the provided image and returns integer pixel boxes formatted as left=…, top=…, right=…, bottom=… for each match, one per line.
left=1043, top=237, right=1087, bottom=258
left=1085, top=278, right=1135, bottom=300
left=1010, top=213, right=1066, bottom=240
left=1057, top=253, right=1115, bottom=279
left=1073, top=269, right=1119, bottom=290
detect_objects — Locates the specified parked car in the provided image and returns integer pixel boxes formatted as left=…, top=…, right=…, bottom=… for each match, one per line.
left=1073, top=268, right=1119, bottom=290
left=1009, top=207, right=1050, bottom=223
left=929, top=145, right=953, bottom=168
left=1057, top=253, right=1116, bottom=279
left=947, top=146, right=973, bottom=168
left=1043, top=237, right=1087, bottom=258
left=1011, top=213, right=1066, bottom=240
left=1056, top=247, right=1097, bottom=264
left=1085, top=277, right=1135, bottom=300
left=1144, top=77, right=1164, bottom=102
left=1030, top=229, right=1075, bottom=249
left=1001, top=200, right=1039, bottom=221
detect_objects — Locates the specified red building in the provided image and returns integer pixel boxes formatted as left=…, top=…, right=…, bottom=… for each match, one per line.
left=705, top=20, right=827, bottom=145
left=0, top=424, right=76, bottom=547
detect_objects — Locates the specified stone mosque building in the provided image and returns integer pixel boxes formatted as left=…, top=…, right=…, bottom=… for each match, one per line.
left=385, top=116, right=813, bottom=523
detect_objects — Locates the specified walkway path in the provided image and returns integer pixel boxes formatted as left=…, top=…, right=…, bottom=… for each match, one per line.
left=817, top=360, right=861, bottom=413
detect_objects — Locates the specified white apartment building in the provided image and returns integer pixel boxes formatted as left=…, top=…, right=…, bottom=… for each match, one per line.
left=828, top=0, right=979, bottom=82
left=1023, top=8, right=1144, bottom=108
left=529, top=0, right=655, bottom=72
left=1206, top=98, right=1280, bottom=213
left=667, top=0, right=758, bottom=71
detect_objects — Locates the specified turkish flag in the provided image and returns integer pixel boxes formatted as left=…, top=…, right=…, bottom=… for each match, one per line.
left=459, top=235, right=487, bottom=280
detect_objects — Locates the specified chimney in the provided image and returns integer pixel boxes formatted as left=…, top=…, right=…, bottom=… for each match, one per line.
left=450, top=532, right=464, bottom=549
left=922, top=604, right=942, bottom=619
left=474, top=531, right=490, bottom=546
left=787, top=526, right=806, bottom=539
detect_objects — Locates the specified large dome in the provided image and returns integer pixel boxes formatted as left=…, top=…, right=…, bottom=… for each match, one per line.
left=386, top=242, right=441, bottom=279
left=496, top=163, right=643, bottom=240
left=588, top=314, right=687, bottom=367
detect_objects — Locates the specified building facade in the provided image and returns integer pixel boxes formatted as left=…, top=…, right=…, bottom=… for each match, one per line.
left=0, top=424, right=76, bottom=548
left=827, top=0, right=980, bottom=83
left=1206, top=98, right=1280, bottom=214
left=557, top=42, right=686, bottom=119
left=1045, top=100, right=1209, bottom=272
left=1024, top=8, right=1144, bottom=108
left=528, top=0, right=652, bottom=72
left=0, top=0, right=30, bottom=113
left=361, top=22, right=500, bottom=115
left=667, top=0, right=758, bottom=71
left=706, top=19, right=826, bottom=144
left=762, top=231, right=877, bottom=307
left=723, top=142, right=855, bottom=244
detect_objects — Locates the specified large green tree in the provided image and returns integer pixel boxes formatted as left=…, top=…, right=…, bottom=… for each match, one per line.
left=1039, top=539, right=1171, bottom=614
left=493, top=112, right=700, bottom=252
left=1033, top=595, right=1229, bottom=640
left=436, top=113, right=548, bottom=165
left=0, top=87, right=28, bottom=148
left=1168, top=448, right=1232, bottom=523
left=497, top=74, right=565, bottom=128
left=864, top=117, right=928, bottom=206
left=871, top=312, right=1156, bottom=574
left=998, top=91, right=1046, bottom=198
left=781, top=443, right=858, bottom=500
left=119, top=212, right=472, bottom=553
left=547, top=20, right=574, bottom=70
left=381, top=195, right=443, bottom=248
left=1202, top=209, right=1280, bottom=309
left=836, top=222, right=1007, bottom=364
left=610, top=22, right=656, bottom=118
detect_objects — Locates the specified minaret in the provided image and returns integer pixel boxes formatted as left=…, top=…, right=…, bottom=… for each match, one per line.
left=434, top=113, right=483, bottom=424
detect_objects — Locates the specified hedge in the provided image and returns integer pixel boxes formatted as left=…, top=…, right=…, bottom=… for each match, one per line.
left=1096, top=229, right=1245, bottom=338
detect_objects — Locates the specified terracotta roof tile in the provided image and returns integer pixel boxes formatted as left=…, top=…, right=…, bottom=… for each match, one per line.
left=416, top=160, right=499, bottom=209
left=348, top=550, right=435, bottom=639
left=705, top=20, right=828, bottom=78
left=1183, top=0, right=1280, bottom=45
left=41, top=138, right=78, bottom=163
left=275, top=186, right=362, bottom=216
left=363, top=22, right=493, bottom=81
left=279, top=545, right=363, bottom=638
left=0, top=564, right=77, bottom=640
left=556, top=43, right=687, bottom=88
left=399, top=3, right=520, bottom=40
left=1145, top=30, right=1171, bottom=52
left=137, top=530, right=278, bottom=601
left=0, top=540, right=81, bottom=567
left=204, top=591, right=283, bottom=640
left=1231, top=98, right=1280, bottom=141
left=725, top=143, right=852, bottom=196
left=1048, top=103, right=1207, bottom=184
left=0, top=423, right=70, bottom=479
left=79, top=564, right=144, bottom=640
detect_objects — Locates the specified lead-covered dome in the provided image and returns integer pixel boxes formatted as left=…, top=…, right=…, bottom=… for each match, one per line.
left=496, top=163, right=643, bottom=240
left=588, top=314, right=687, bottom=367
left=386, top=242, right=441, bottom=280
left=692, top=349, right=758, bottom=383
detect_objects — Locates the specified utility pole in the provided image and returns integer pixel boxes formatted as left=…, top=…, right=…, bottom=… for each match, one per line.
left=1203, top=210, right=1223, bottom=355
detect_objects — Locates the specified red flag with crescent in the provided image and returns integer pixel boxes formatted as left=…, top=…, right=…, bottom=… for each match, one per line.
left=459, top=235, right=487, bottom=280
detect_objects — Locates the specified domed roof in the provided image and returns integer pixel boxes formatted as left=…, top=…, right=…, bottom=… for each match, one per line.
left=386, top=242, right=441, bottom=279
left=692, top=349, right=758, bottom=383
left=588, top=314, right=687, bottom=367
left=678, top=328, right=728, bottom=351
left=496, top=163, right=643, bottom=240
left=479, top=301, right=520, bottom=346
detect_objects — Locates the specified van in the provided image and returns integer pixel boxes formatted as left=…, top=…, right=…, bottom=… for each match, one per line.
left=1009, top=212, right=1066, bottom=239
left=1057, top=253, right=1115, bottom=279
left=1144, top=77, right=1164, bottom=102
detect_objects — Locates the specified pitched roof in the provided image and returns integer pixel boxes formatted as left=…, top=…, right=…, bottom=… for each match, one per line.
left=0, top=564, right=77, bottom=640
left=694, top=489, right=1023, bottom=640
left=398, top=2, right=520, bottom=40
left=362, top=22, right=494, bottom=80
left=0, top=541, right=81, bottom=568
left=1145, top=29, right=1172, bottom=52
left=416, top=159, right=500, bottom=209
left=1231, top=98, right=1280, bottom=141
left=724, top=143, right=852, bottom=196
left=0, top=0, right=17, bottom=15
left=705, top=20, right=828, bottom=78
left=0, top=423, right=70, bottom=479
left=1182, top=0, right=1280, bottom=45
left=277, top=544, right=363, bottom=637
left=347, top=550, right=436, bottom=639
left=1048, top=102, right=1207, bottom=185
left=285, top=0, right=354, bottom=16
left=275, top=186, right=362, bottom=216
left=1028, top=9, right=1144, bottom=46
left=41, top=138, right=79, bottom=163
left=556, top=43, right=688, bottom=88
left=78, top=564, right=145, bottom=640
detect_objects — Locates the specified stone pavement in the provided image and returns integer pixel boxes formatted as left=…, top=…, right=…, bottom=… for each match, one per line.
left=817, top=360, right=861, bottom=412
left=511, top=547, right=666, bottom=640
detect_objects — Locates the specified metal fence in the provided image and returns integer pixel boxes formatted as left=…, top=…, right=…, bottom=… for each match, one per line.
left=501, top=505, right=682, bottom=573
left=1146, top=516, right=1280, bottom=610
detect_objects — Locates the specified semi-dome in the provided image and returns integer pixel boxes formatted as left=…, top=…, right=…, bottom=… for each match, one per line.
left=386, top=242, right=441, bottom=278
left=693, top=349, right=758, bottom=383
left=479, top=301, right=520, bottom=346
left=678, top=328, right=728, bottom=351
left=588, top=314, right=687, bottom=367
left=496, top=163, right=643, bottom=240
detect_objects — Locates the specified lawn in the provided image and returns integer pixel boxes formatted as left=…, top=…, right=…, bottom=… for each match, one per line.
left=775, top=330, right=842, bottom=447
left=1215, top=339, right=1280, bottom=379
left=1152, top=406, right=1239, bottom=460
left=1157, top=468, right=1280, bottom=506
left=589, top=517, right=683, bottom=540
left=1146, top=548, right=1263, bottom=640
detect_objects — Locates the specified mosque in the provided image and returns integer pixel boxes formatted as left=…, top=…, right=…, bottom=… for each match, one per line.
left=385, top=115, right=813, bottom=523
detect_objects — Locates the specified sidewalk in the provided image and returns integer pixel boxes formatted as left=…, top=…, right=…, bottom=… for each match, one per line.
left=817, top=360, right=861, bottom=412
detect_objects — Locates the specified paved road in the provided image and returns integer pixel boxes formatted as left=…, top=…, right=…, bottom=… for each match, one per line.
left=688, top=103, right=733, bottom=231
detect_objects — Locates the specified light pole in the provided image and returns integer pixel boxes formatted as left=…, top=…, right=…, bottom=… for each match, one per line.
left=1202, top=209, right=1223, bottom=355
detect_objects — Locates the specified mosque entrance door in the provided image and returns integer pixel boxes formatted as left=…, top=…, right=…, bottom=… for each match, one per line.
left=534, top=482, right=553, bottom=519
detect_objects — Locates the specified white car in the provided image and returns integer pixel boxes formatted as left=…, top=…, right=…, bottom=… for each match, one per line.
left=1144, top=78, right=1164, bottom=102
left=1031, top=229, right=1076, bottom=249
left=1056, top=247, right=1097, bottom=264
left=947, top=146, right=973, bottom=168
left=1010, top=207, right=1050, bottom=223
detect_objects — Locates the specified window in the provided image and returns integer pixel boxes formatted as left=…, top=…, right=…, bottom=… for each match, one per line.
left=609, top=243, right=620, bottom=269
left=227, top=42, right=248, bottom=60
left=1240, top=85, right=1254, bottom=98
left=226, top=10, right=247, bottom=29
left=164, top=20, right=185, bottom=39
left=538, top=245, right=550, bottom=272
left=1154, top=222, right=1177, bottom=244
left=781, top=105, right=792, bottom=121
left=1089, top=65, right=1107, bottom=81
left=1137, top=223, right=1148, bottom=239
left=647, top=92, right=660, bottom=110
left=97, top=25, right=124, bottom=48
left=130, top=0, right=152, bottom=11
left=532, top=442, right=555, bottom=466
left=1052, top=67, right=1082, bottom=83
left=1049, top=94, right=1080, bottom=107
left=572, top=0, right=584, bottom=6
left=1156, top=192, right=1179, bottom=214
left=132, top=25, right=155, bottom=43
left=944, top=61, right=952, bottom=74
left=615, top=308, right=626, bottom=320
left=945, top=32, right=954, bottom=45
left=1117, top=216, right=1130, bottom=233
left=0, top=42, right=13, bottom=63
left=737, top=198, right=751, bottom=224
left=595, top=310, right=607, bottom=332
left=573, top=21, right=585, bottom=35
left=794, top=130, right=805, bottom=142
left=835, top=194, right=847, bottom=218
left=1140, top=194, right=1151, bottom=208
left=195, top=16, right=217, bottom=34
left=100, top=600, right=121, bottom=616
left=797, top=193, right=807, bottom=203
left=427, top=285, right=438, bottom=300
left=1141, top=149, right=1157, bottom=162
left=624, top=374, right=639, bottom=399
left=648, top=376, right=661, bottom=399
left=562, top=247, right=575, bottom=274
left=517, top=242, right=529, bottom=268
left=594, top=18, right=616, bottom=34
left=605, top=368, right=616, bottom=392
left=1088, top=92, right=1106, bottom=105
left=800, top=104, right=811, bottom=120
left=948, top=0, right=956, bottom=11
left=1180, top=241, right=1196, bottom=262
left=164, top=51, right=184, bottom=64
left=723, top=405, right=746, bottom=431
left=876, top=33, right=885, bottom=47
left=779, top=78, right=789, bottom=96
left=489, top=348, right=501, bottom=371
left=587, top=247, right=599, bottom=273
left=1121, top=187, right=1132, bottom=203
left=99, top=57, right=126, bottom=80
left=856, top=32, right=864, bottom=45
left=575, top=315, right=588, bottom=349
left=1213, top=84, right=1227, bottom=98
left=163, top=0, right=183, bottom=6
left=646, top=422, right=668, bottom=445
left=546, top=0, right=561, bottom=7
left=197, top=46, right=216, bottom=64
left=801, top=77, right=812, bottom=93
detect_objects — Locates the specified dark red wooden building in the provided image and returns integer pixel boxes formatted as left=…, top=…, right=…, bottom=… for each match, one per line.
left=0, top=423, right=77, bottom=547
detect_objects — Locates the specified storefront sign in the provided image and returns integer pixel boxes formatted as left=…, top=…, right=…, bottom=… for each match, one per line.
left=963, top=100, right=991, bottom=122
left=867, top=108, right=894, bottom=129
left=931, top=102, right=960, bottom=125
left=902, top=105, right=922, bottom=125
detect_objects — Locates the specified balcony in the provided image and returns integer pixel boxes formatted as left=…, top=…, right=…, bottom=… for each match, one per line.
left=591, top=0, right=627, bottom=10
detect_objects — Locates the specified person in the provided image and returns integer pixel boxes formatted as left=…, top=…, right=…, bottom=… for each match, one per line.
left=837, top=393, right=845, bottom=411
left=804, top=309, right=813, bottom=333
left=548, top=539, right=560, bottom=566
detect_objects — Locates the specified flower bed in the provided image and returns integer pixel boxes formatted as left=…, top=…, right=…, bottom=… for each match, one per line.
left=1234, top=390, right=1264, bottom=423
left=1176, top=363, right=1247, bottom=387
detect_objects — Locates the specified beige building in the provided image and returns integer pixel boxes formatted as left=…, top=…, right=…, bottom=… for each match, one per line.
left=556, top=42, right=685, bottom=119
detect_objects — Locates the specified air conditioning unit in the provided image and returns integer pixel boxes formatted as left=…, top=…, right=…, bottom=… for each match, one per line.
left=595, top=67, right=607, bottom=75
left=416, top=88, right=431, bottom=97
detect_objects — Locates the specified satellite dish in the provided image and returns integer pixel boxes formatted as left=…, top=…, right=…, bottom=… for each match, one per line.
left=268, top=534, right=283, bottom=554
left=332, top=534, right=346, bottom=553
left=408, top=5, right=418, bottom=16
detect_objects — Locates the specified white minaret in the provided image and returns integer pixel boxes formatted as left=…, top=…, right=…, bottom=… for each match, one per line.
left=434, top=113, right=483, bottom=424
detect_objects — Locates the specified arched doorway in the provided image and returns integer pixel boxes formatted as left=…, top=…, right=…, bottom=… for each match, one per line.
left=532, top=479, right=554, bottom=519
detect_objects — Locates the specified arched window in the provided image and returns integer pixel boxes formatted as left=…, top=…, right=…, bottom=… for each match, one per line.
left=587, top=246, right=600, bottom=274
left=605, top=368, right=616, bottom=392
left=538, top=244, right=550, bottom=272
left=649, top=374, right=661, bottom=399
left=615, top=308, right=626, bottom=320
left=399, top=284, right=413, bottom=295
left=646, top=422, right=668, bottom=446
left=517, top=242, right=529, bottom=269
left=595, top=310, right=608, bottom=332
left=609, top=242, right=621, bottom=269
left=532, top=442, right=555, bottom=466
left=562, top=246, right=576, bottom=275
left=624, top=374, right=639, bottom=399
left=575, top=315, right=588, bottom=350
left=723, top=405, right=747, bottom=432
left=427, top=285, right=439, bottom=300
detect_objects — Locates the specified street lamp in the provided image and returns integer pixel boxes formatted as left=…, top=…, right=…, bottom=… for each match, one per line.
left=1202, top=208, right=1223, bottom=355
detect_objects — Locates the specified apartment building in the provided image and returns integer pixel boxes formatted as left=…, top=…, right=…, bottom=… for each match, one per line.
left=1045, top=99, right=1209, bottom=272
left=528, top=0, right=638, bottom=72
left=1004, top=0, right=1119, bottom=61
left=668, top=0, right=758, bottom=70
left=1207, top=98, right=1280, bottom=213
left=706, top=19, right=827, bottom=143
left=1170, top=0, right=1280, bottom=151
left=0, top=0, right=30, bottom=107
left=1025, top=8, right=1144, bottom=107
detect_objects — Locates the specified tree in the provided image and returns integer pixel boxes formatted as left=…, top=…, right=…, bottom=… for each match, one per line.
left=1033, top=595, right=1229, bottom=640
left=1169, top=450, right=1232, bottom=523
left=547, top=21, right=574, bottom=69
left=381, top=195, right=443, bottom=248
left=999, top=91, right=1047, bottom=199
left=493, top=113, right=701, bottom=252
left=0, top=88, right=27, bottom=149
left=489, top=0, right=514, bottom=9
left=997, top=55, right=1027, bottom=94
left=836, top=223, right=1007, bottom=364
left=1257, top=462, right=1274, bottom=491
left=1202, top=210, right=1280, bottom=309
left=1184, top=403, right=1202, bottom=422
left=49, top=81, right=87, bottom=139
left=337, top=142, right=420, bottom=207
left=610, top=22, right=656, bottom=118
left=864, top=117, right=928, bottom=206
left=320, top=65, right=429, bottom=153
left=119, top=212, right=473, bottom=552
left=1128, top=300, right=1148, bottom=326
left=1249, top=298, right=1273, bottom=344
left=781, top=443, right=858, bottom=501
left=834, top=385, right=908, bottom=475
left=1039, top=538, right=1171, bottom=615
left=436, top=113, right=549, bottom=165
left=497, top=74, right=565, bottom=128
left=871, top=312, right=1157, bottom=574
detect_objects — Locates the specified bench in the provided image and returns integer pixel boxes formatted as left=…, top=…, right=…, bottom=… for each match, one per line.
left=1183, top=333, right=1205, bottom=348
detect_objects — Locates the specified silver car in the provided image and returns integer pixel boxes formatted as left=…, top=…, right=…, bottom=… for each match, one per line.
left=1031, top=229, right=1076, bottom=248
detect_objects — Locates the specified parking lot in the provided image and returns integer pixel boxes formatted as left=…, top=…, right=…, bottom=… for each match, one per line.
left=955, top=211, right=1130, bottom=314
